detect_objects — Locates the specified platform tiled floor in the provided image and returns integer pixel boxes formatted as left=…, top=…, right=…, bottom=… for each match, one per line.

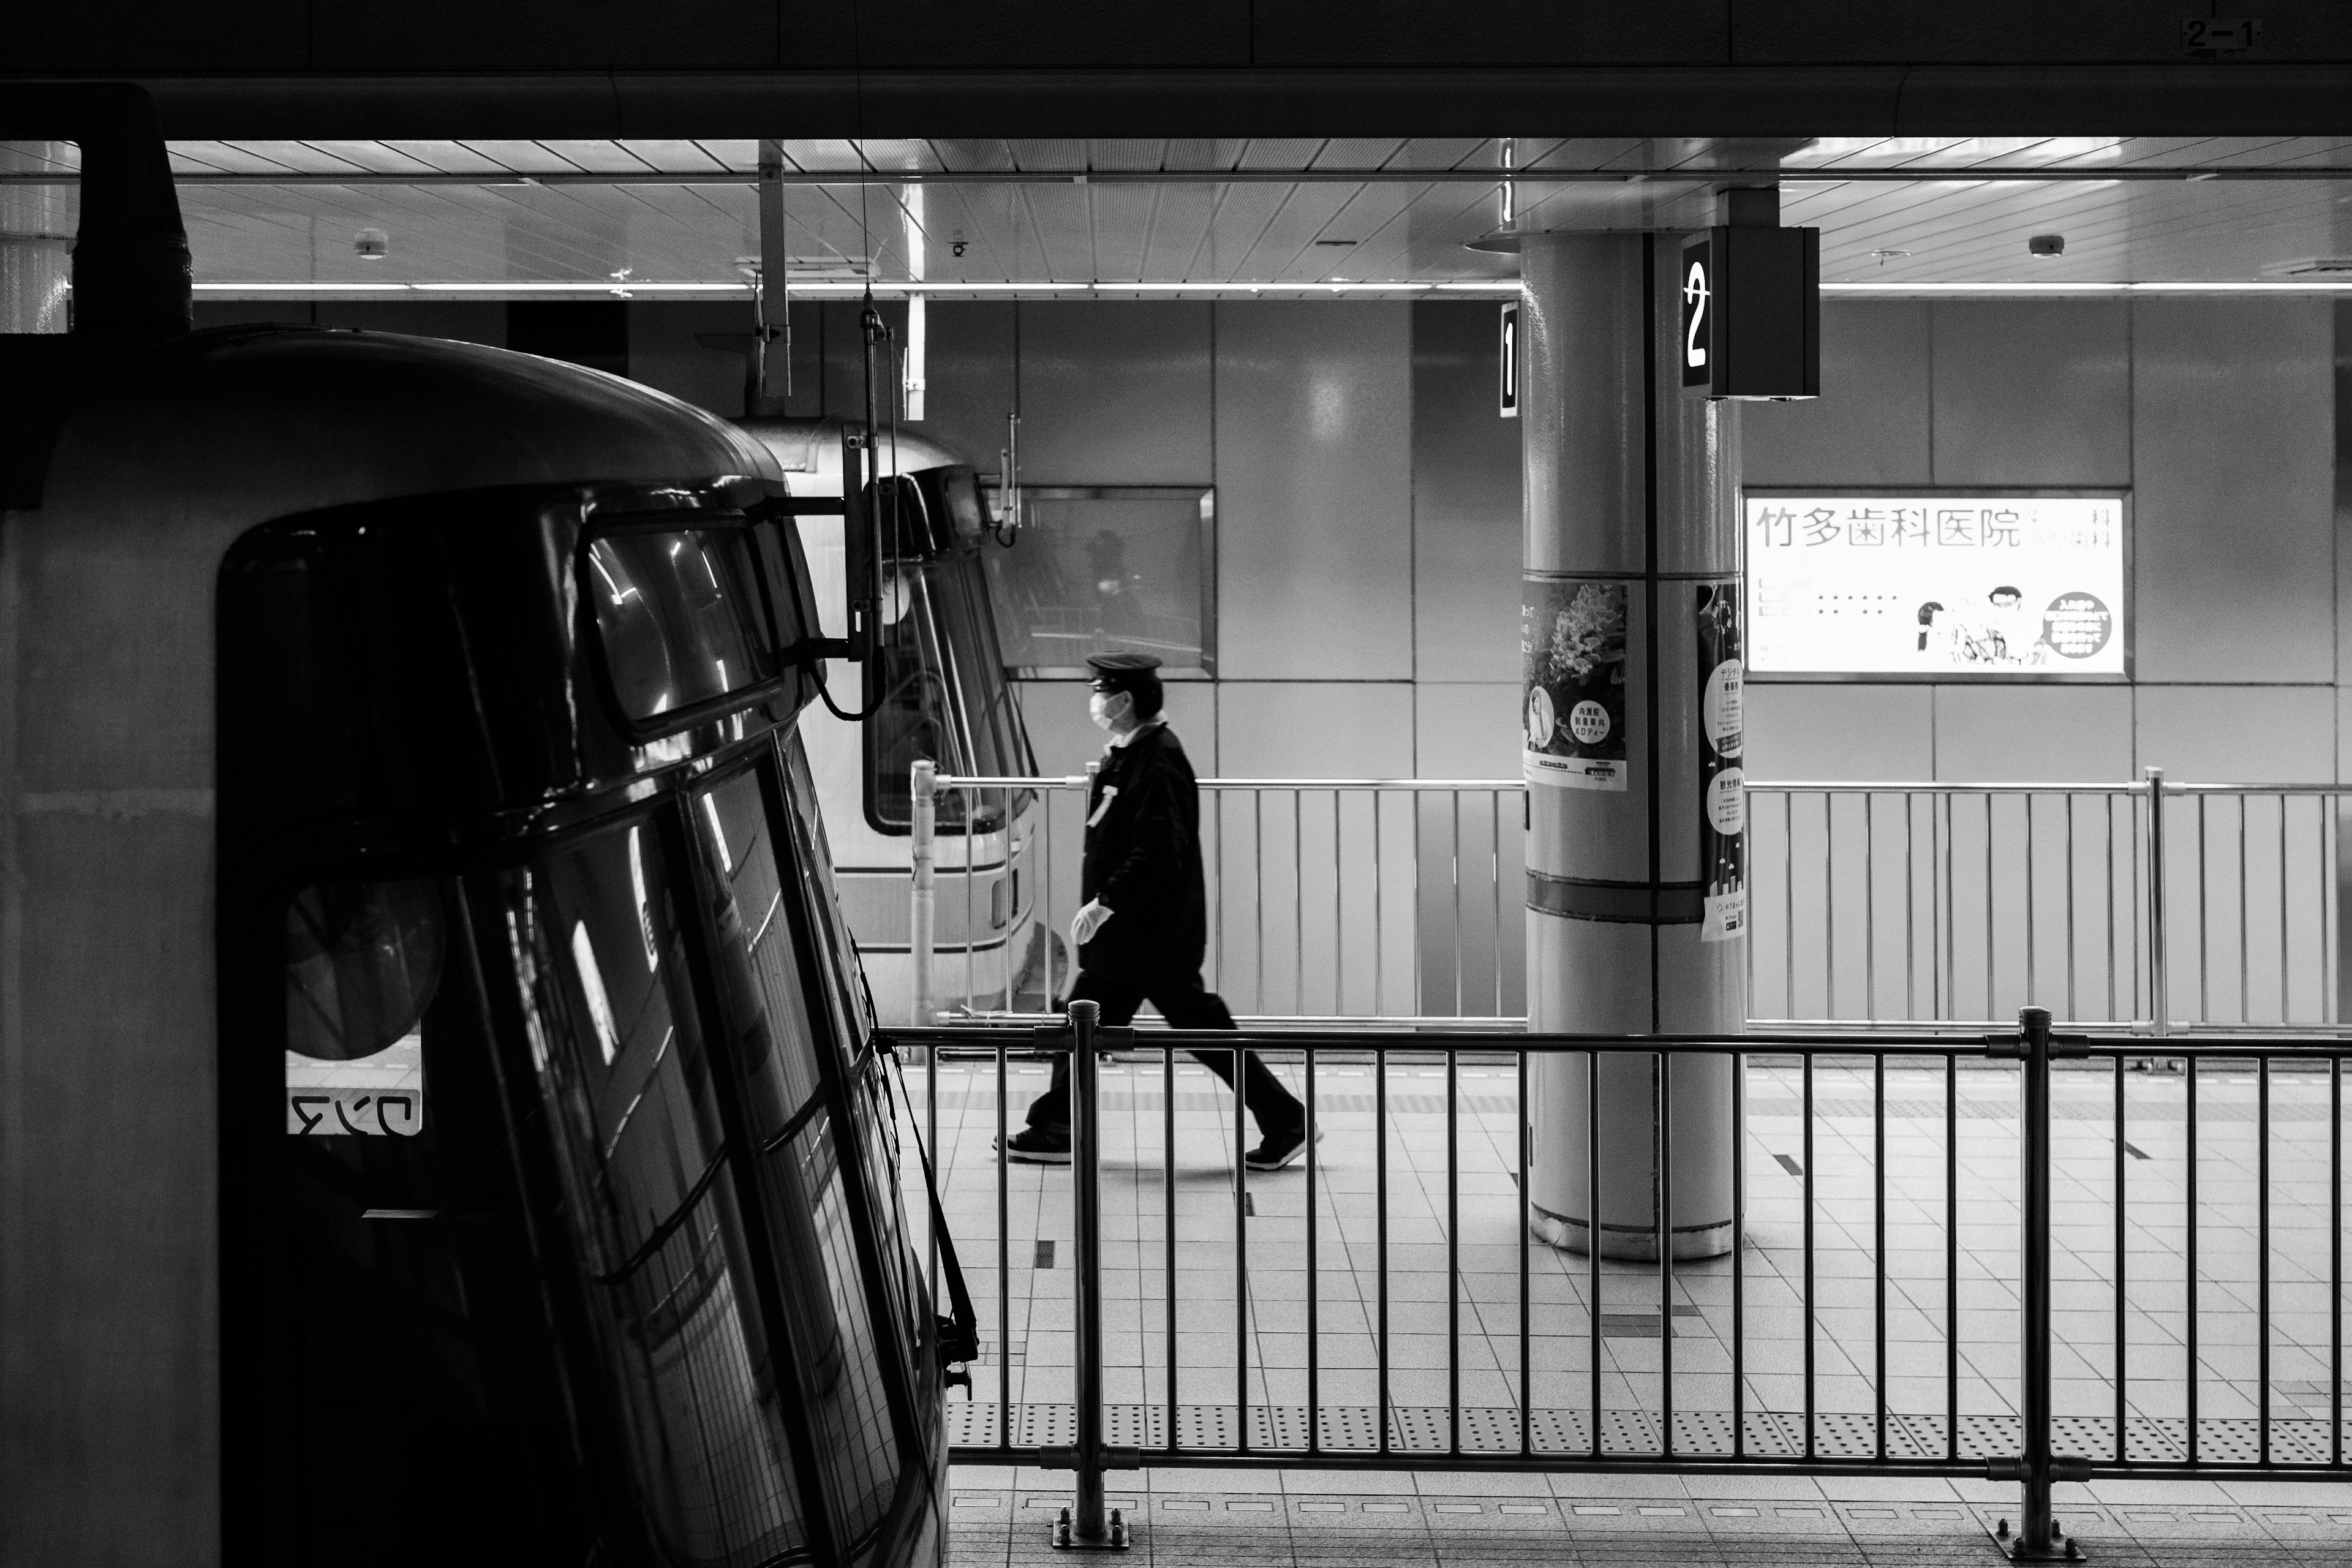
left=944, top=1466, right=2352, bottom=1566
left=900, top=1052, right=2348, bottom=1460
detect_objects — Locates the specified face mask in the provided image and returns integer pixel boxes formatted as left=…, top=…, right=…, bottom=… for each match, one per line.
left=1088, top=692, right=1121, bottom=731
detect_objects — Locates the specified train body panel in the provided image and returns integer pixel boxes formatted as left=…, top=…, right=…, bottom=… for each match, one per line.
left=0, top=325, right=947, bottom=1567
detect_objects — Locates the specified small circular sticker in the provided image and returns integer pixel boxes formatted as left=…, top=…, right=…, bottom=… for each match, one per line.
left=1568, top=699, right=1612, bottom=745
left=1703, top=659, right=1744, bottom=757
left=1708, top=767, right=1747, bottom=836
left=2043, top=592, right=2113, bottom=660
left=1525, top=688, right=1555, bottom=746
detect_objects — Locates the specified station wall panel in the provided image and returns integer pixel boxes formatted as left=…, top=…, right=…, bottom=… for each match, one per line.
left=625, top=300, right=750, bottom=418
left=2131, top=296, right=2335, bottom=686
left=1930, top=300, right=2130, bottom=488
left=1016, top=302, right=1214, bottom=485
left=1741, top=683, right=1934, bottom=781
left=1212, top=301, right=1414, bottom=682
left=2135, top=684, right=2336, bottom=783
left=1931, top=684, right=2133, bottom=784
left=1741, top=299, right=1932, bottom=487
left=919, top=301, right=1020, bottom=467
left=1411, top=300, right=1522, bottom=685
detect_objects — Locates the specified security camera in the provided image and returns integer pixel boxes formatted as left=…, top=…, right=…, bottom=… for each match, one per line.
left=952, top=240, right=968, bottom=258
left=354, top=227, right=390, bottom=261
left=2028, top=233, right=2066, bottom=257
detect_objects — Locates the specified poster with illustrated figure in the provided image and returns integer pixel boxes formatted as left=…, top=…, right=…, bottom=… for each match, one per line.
left=1522, top=578, right=1629, bottom=791
left=1744, top=494, right=2125, bottom=676
left=1696, top=580, right=1746, bottom=943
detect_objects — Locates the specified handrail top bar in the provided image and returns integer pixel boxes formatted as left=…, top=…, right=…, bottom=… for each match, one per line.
left=932, top=774, right=1527, bottom=790
left=924, top=772, right=2352, bottom=794
left=884, top=1023, right=2352, bottom=1058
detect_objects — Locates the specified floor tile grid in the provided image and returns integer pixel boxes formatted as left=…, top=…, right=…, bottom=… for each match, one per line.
left=905, top=1057, right=2351, bottom=1465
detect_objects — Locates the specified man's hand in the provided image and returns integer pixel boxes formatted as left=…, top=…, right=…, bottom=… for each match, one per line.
left=1070, top=900, right=1113, bottom=946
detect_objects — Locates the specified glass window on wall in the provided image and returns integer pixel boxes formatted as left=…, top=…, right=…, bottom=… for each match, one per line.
left=492, top=819, right=808, bottom=1566
left=981, top=486, right=1215, bottom=676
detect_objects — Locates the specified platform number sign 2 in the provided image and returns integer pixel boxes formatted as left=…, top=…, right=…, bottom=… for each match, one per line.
left=1680, top=239, right=1713, bottom=391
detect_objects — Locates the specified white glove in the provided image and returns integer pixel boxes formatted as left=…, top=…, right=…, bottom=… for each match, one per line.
left=1070, top=899, right=1114, bottom=946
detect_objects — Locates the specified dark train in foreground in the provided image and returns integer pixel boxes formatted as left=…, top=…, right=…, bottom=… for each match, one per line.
left=0, top=85, right=950, bottom=1567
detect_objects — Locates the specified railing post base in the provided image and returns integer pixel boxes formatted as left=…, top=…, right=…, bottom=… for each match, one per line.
left=1052, top=999, right=1130, bottom=1551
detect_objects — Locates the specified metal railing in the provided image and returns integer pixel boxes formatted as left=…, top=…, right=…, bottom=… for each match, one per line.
left=913, top=767, right=2352, bottom=1033
left=891, top=1009, right=2352, bottom=1559
left=912, top=770, right=1522, bottom=1027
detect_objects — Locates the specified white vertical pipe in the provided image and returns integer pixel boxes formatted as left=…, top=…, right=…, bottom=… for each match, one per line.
left=911, top=760, right=937, bottom=1024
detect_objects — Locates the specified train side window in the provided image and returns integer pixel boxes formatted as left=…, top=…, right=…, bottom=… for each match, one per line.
left=685, top=768, right=829, bottom=1133
left=492, top=820, right=809, bottom=1564
left=584, top=523, right=780, bottom=731
left=687, top=766, right=904, bottom=1547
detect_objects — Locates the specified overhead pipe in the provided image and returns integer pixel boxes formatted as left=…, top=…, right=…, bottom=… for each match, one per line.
left=0, top=82, right=190, bottom=338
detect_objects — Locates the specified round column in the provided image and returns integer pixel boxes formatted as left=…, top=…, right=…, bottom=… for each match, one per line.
left=1519, top=230, right=1746, bottom=1261
left=1, top=141, right=72, bottom=333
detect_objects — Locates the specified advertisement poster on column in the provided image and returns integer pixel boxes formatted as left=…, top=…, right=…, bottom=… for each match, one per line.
left=1696, top=581, right=1746, bottom=941
left=1744, top=492, right=2125, bottom=677
left=1522, top=578, right=1629, bottom=791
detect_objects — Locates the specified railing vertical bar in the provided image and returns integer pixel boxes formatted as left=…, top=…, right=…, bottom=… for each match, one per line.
left=1255, top=790, right=1265, bottom=1016
left=1943, top=793, right=1956, bottom=1023
left=1826, top=794, right=1838, bottom=1017
left=1659, top=1051, right=1675, bottom=1460
left=1518, top=1046, right=1532, bottom=1457
left=2198, top=796, right=2211, bottom=1024
left=1068, top=1001, right=1109, bottom=1542
left=2187, top=1053, right=2200, bottom=1464
left=1785, top=793, right=1796, bottom=1018
left=2239, top=797, right=2250, bottom=1025
left=1294, top=791, right=1305, bottom=1018
left=1164, top=1039, right=1177, bottom=1451
left=1234, top=1022, right=1250, bottom=1453
left=927, top=1014, right=941, bottom=1308
left=2148, top=769, right=2168, bottom=1037
left=1306, top=1043, right=1321, bottom=1456
left=1905, top=791, right=1918, bottom=1021
left=1211, top=786, right=1222, bottom=998
left=1803, top=1050, right=1817, bottom=1459
left=2114, top=1052, right=2128, bottom=1466
left=1874, top=1050, right=1887, bottom=1461
left=1413, top=793, right=1425, bottom=1017
left=2026, top=792, right=2038, bottom=1006
left=1945, top=1050, right=1959, bottom=1462
left=1378, top=1042, right=1392, bottom=1457
left=1003, top=789, right=1016, bottom=1008
left=1588, top=1048, right=1602, bottom=1460
left=2334, top=1053, right=2343, bottom=1468
left=2065, top=793, right=2078, bottom=1020
left=998, top=1040, right=1012, bottom=1452
left=1452, top=791, right=1464, bottom=1019
left=2258, top=1051, right=2271, bottom=1466
left=2106, top=792, right=2118, bottom=1022
left=1042, top=785, right=1057, bottom=1008
left=1984, top=793, right=1996, bottom=1020
left=965, top=787, right=978, bottom=1013
left=1733, top=1044, right=1747, bottom=1458
left=1493, top=791, right=1505, bottom=1019
left=2280, top=796, right=2291, bottom=1022
left=1333, top=789, right=1343, bottom=1015
left=1865, top=793, right=1878, bottom=1021
left=1373, top=791, right=1385, bottom=1016
left=1448, top=1046, right=1461, bottom=1456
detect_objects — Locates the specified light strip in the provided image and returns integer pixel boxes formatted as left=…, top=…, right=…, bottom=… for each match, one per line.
left=189, top=279, right=1528, bottom=299
left=1821, top=279, right=2352, bottom=295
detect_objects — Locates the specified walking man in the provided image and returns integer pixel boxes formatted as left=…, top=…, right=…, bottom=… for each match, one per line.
left=1001, top=652, right=1311, bottom=1169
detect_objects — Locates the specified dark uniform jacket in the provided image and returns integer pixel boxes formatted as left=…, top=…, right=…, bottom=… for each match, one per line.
left=1078, top=723, right=1208, bottom=980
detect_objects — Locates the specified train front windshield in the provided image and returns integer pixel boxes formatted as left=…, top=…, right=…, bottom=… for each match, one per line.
left=233, top=490, right=938, bottom=1566
left=865, top=468, right=1034, bottom=834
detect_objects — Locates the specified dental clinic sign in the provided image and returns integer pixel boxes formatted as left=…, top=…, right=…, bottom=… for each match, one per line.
left=1745, top=491, right=2127, bottom=677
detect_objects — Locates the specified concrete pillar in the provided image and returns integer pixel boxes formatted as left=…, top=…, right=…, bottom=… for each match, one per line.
left=1520, top=230, right=1746, bottom=1261
left=0, top=142, right=72, bottom=333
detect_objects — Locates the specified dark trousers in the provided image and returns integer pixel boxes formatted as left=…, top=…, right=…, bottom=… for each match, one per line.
left=1023, top=968, right=1305, bottom=1137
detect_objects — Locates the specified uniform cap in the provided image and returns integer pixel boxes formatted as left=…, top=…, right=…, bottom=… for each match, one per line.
left=1086, top=651, right=1163, bottom=692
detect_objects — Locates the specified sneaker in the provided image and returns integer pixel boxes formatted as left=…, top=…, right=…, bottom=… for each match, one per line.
left=997, top=1126, right=1071, bottom=1165
left=1245, top=1125, right=1322, bottom=1172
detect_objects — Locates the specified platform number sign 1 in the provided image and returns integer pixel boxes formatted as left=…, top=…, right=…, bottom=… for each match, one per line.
left=1498, top=300, right=1520, bottom=418
left=1680, top=238, right=1713, bottom=391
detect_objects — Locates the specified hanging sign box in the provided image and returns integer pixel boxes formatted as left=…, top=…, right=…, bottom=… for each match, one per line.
left=1679, top=227, right=1820, bottom=401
